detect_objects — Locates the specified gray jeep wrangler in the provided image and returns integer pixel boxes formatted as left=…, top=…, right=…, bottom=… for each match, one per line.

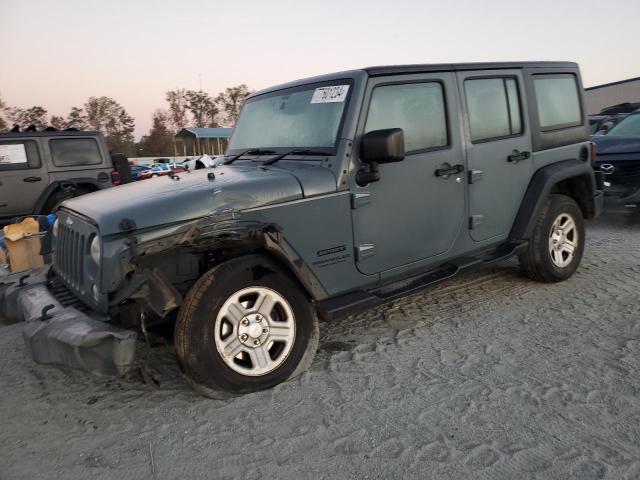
left=0, top=130, right=126, bottom=224
left=12, top=62, right=602, bottom=398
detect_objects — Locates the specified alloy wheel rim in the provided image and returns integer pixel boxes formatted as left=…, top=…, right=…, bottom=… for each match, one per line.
left=548, top=213, right=578, bottom=268
left=214, top=286, right=296, bottom=376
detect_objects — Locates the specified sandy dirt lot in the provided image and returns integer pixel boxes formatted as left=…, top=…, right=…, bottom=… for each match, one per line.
left=1, top=212, right=639, bottom=479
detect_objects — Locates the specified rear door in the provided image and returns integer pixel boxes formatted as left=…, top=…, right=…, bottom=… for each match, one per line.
left=456, top=70, right=533, bottom=241
left=0, top=139, right=48, bottom=218
left=350, top=72, right=466, bottom=275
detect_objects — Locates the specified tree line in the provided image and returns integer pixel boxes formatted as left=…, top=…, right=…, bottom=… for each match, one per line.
left=0, top=84, right=252, bottom=157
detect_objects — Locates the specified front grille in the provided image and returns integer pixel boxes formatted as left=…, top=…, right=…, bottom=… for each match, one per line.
left=599, top=162, right=640, bottom=186
left=55, top=221, right=86, bottom=292
left=49, top=275, right=90, bottom=312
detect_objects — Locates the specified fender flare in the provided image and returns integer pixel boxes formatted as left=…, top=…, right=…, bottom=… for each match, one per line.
left=509, top=159, right=602, bottom=240
left=34, top=177, right=107, bottom=214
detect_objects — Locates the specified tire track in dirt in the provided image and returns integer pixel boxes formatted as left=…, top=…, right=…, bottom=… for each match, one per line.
left=1, top=214, right=640, bottom=479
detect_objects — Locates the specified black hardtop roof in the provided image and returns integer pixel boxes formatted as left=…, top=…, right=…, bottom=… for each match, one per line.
left=0, top=130, right=103, bottom=138
left=250, top=61, right=578, bottom=98
left=364, top=61, right=578, bottom=77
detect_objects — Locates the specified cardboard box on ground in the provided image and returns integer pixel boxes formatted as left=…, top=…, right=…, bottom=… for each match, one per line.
left=2, top=217, right=45, bottom=273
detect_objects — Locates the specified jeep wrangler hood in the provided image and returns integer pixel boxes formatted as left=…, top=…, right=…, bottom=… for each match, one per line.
left=61, top=164, right=336, bottom=235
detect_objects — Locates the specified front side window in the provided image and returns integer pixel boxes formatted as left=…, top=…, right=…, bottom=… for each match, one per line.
left=365, top=82, right=448, bottom=153
left=229, top=82, right=351, bottom=152
left=533, top=74, right=582, bottom=129
left=50, top=138, right=102, bottom=167
left=0, top=140, right=41, bottom=171
left=465, top=77, right=523, bottom=142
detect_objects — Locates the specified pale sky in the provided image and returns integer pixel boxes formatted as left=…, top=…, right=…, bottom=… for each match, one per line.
left=1, top=0, right=639, bottom=138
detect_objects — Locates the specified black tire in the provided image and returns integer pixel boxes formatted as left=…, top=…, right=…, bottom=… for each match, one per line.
left=42, top=187, right=92, bottom=214
left=519, top=194, right=585, bottom=283
left=175, top=255, right=319, bottom=399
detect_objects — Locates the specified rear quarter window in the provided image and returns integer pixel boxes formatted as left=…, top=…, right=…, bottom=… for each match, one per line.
left=533, top=74, right=582, bottom=130
left=49, top=138, right=103, bottom=167
left=0, top=140, right=41, bottom=171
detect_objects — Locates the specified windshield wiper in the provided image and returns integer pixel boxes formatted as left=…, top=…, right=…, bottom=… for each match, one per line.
left=224, top=149, right=276, bottom=165
left=261, top=149, right=332, bottom=166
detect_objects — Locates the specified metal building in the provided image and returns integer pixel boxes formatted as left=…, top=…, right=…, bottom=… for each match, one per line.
left=175, top=127, right=233, bottom=156
left=584, top=76, right=640, bottom=115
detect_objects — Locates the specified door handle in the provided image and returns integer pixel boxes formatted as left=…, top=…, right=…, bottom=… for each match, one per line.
left=507, top=150, right=531, bottom=163
left=23, top=176, right=42, bottom=183
left=435, top=164, right=464, bottom=178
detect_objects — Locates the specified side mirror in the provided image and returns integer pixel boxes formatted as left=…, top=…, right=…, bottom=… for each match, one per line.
left=357, top=128, right=405, bottom=186
left=360, top=128, right=405, bottom=164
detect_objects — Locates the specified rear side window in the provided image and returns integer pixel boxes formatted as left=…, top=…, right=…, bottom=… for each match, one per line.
left=365, top=82, right=448, bottom=153
left=533, top=74, right=582, bottom=129
left=464, top=77, right=523, bottom=142
left=0, top=140, right=41, bottom=171
left=49, top=138, right=102, bottom=167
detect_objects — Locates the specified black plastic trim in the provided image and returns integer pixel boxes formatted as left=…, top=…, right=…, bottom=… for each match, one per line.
left=33, top=178, right=108, bottom=214
left=317, top=242, right=527, bottom=321
left=365, top=62, right=578, bottom=77
left=509, top=159, right=600, bottom=240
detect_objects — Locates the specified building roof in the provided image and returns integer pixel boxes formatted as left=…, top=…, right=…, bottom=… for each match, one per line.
left=175, top=127, right=232, bottom=139
left=585, top=76, right=640, bottom=91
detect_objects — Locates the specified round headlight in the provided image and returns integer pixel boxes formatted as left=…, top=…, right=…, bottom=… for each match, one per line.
left=89, top=236, right=101, bottom=264
left=52, top=219, right=59, bottom=238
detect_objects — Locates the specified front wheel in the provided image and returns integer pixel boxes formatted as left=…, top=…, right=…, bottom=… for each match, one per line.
left=175, top=255, right=319, bottom=398
left=519, top=194, right=585, bottom=282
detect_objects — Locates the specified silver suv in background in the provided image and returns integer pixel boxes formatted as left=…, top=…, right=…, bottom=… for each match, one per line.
left=0, top=130, right=127, bottom=224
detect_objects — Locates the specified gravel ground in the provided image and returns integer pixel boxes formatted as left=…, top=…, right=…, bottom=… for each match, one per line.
left=1, top=212, right=639, bottom=479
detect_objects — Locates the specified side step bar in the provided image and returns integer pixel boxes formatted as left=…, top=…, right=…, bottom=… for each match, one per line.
left=317, top=241, right=527, bottom=321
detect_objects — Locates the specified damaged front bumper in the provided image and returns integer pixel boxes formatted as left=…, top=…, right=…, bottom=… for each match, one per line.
left=1, top=267, right=137, bottom=376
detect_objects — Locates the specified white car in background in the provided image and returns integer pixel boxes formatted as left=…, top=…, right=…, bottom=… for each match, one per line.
left=183, top=154, right=225, bottom=171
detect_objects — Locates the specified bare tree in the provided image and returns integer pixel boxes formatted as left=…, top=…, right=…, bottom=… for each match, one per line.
left=185, top=90, right=219, bottom=128
left=50, top=115, right=66, bottom=130
left=139, top=110, right=174, bottom=156
left=84, top=96, right=135, bottom=155
left=165, top=89, right=189, bottom=132
left=216, top=84, right=252, bottom=126
left=0, top=95, right=7, bottom=131
left=65, top=106, right=89, bottom=130
left=6, top=106, right=49, bottom=129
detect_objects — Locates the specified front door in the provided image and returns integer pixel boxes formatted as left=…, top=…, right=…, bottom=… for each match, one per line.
left=351, top=73, right=466, bottom=275
left=456, top=70, right=533, bottom=241
left=0, top=139, right=48, bottom=218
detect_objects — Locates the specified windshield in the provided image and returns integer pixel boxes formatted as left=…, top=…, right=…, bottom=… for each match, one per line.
left=608, top=114, right=640, bottom=137
left=228, top=82, right=352, bottom=152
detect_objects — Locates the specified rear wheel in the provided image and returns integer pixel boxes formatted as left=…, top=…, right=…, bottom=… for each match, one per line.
left=519, top=194, right=585, bottom=282
left=175, top=255, right=319, bottom=399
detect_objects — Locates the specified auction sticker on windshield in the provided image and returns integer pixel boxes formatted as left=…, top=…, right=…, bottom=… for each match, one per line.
left=311, top=85, right=350, bottom=104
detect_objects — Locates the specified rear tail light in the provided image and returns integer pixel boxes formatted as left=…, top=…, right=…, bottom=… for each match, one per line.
left=111, top=170, right=121, bottom=186
left=590, top=141, right=598, bottom=167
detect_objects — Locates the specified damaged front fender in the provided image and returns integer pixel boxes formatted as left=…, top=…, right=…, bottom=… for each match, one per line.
left=109, top=268, right=182, bottom=317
